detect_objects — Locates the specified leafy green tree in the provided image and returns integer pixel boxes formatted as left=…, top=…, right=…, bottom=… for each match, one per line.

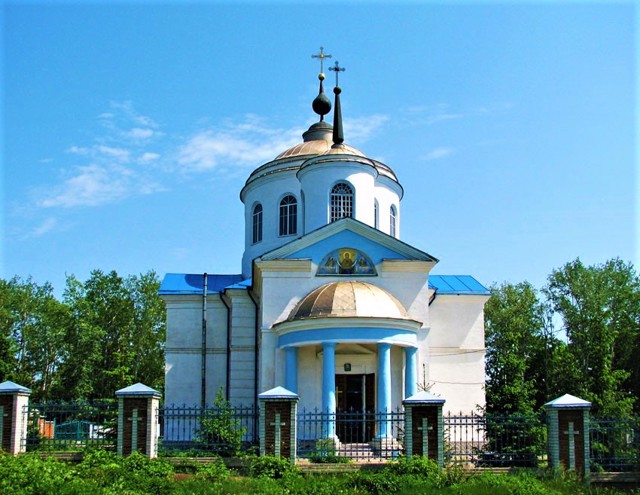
left=0, top=277, right=68, bottom=399
left=545, top=258, right=640, bottom=417
left=484, top=282, right=551, bottom=414
left=126, top=271, right=166, bottom=392
left=0, top=279, right=18, bottom=382
left=58, top=269, right=165, bottom=400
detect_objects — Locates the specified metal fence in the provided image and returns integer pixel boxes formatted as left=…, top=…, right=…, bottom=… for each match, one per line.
left=18, top=399, right=640, bottom=473
left=159, top=403, right=258, bottom=455
left=24, top=401, right=118, bottom=452
left=297, top=408, right=405, bottom=461
left=591, top=417, right=640, bottom=472
left=444, top=412, right=547, bottom=467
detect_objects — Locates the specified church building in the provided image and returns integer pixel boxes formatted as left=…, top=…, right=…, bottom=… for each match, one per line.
left=160, top=55, right=490, bottom=443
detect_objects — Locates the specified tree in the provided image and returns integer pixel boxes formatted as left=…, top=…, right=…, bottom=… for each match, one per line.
left=58, top=270, right=166, bottom=400
left=545, top=258, right=640, bottom=417
left=484, top=281, right=551, bottom=415
left=0, top=277, right=68, bottom=400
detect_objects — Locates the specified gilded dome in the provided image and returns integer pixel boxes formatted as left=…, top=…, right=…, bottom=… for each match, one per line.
left=288, top=281, right=409, bottom=321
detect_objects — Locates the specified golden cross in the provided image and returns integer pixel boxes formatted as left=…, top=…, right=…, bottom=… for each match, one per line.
left=312, top=46, right=332, bottom=74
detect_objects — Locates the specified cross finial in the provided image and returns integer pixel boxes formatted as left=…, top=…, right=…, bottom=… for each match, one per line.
left=312, top=46, right=332, bottom=74
left=329, top=60, right=345, bottom=86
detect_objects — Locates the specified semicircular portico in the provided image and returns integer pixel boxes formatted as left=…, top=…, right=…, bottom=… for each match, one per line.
left=273, top=280, right=423, bottom=442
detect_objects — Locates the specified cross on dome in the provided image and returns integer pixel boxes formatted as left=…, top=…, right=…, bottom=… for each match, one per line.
left=329, top=60, right=346, bottom=86
left=311, top=46, right=332, bottom=75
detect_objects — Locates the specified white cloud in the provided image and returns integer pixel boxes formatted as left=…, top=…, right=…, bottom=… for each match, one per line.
left=403, top=104, right=465, bottom=126
left=36, top=164, right=164, bottom=209
left=28, top=217, right=58, bottom=238
left=38, top=165, right=128, bottom=208
left=126, top=127, right=155, bottom=140
left=96, top=145, right=130, bottom=162
left=344, top=114, right=389, bottom=142
left=423, top=147, right=456, bottom=161
left=66, top=146, right=91, bottom=155
left=139, top=152, right=160, bottom=163
left=177, top=116, right=301, bottom=172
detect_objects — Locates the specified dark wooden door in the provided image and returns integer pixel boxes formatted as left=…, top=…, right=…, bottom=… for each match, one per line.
left=336, top=373, right=375, bottom=443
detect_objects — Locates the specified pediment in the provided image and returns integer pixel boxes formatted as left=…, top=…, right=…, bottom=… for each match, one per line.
left=255, top=218, right=438, bottom=270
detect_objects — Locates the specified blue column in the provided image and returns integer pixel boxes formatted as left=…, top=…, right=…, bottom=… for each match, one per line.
left=404, top=347, right=417, bottom=398
left=285, top=347, right=298, bottom=393
left=322, top=342, right=336, bottom=438
left=377, top=342, right=392, bottom=438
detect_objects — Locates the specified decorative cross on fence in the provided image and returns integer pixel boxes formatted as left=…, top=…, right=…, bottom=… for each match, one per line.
left=128, top=408, right=143, bottom=452
left=0, top=406, right=5, bottom=447
left=563, top=421, right=580, bottom=470
left=417, top=417, right=433, bottom=457
left=270, top=412, right=287, bottom=458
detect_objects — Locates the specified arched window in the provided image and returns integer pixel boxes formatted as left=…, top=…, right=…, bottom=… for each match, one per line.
left=279, top=195, right=297, bottom=236
left=374, top=200, right=379, bottom=229
left=330, top=183, right=353, bottom=222
left=252, top=203, right=263, bottom=244
left=390, top=205, right=397, bottom=237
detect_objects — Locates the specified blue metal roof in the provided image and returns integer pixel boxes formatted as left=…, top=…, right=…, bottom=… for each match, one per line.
left=429, top=275, right=491, bottom=295
left=159, top=273, right=247, bottom=295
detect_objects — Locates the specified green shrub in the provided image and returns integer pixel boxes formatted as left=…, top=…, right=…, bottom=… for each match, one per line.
left=308, top=439, right=351, bottom=464
left=194, top=458, right=230, bottom=481
left=0, top=452, right=82, bottom=495
left=349, top=471, right=401, bottom=495
left=250, top=455, right=299, bottom=479
left=196, top=389, right=246, bottom=456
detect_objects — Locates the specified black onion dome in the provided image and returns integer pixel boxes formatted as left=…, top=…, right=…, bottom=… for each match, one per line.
left=312, top=74, right=331, bottom=120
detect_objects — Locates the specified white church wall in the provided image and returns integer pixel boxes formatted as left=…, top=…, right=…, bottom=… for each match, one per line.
left=298, top=162, right=377, bottom=232
left=242, top=172, right=302, bottom=277
left=374, top=183, right=402, bottom=237
left=391, top=346, right=404, bottom=408
left=427, top=350, right=486, bottom=414
left=427, top=294, right=488, bottom=413
left=225, top=290, right=257, bottom=406
left=259, top=328, right=278, bottom=394
left=163, top=294, right=238, bottom=406
left=428, top=294, right=488, bottom=349
left=298, top=346, right=321, bottom=411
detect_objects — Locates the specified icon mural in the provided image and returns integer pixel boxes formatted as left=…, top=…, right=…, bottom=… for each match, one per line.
left=317, top=248, right=376, bottom=276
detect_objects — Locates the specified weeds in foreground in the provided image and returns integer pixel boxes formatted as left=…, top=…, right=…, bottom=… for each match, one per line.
left=1, top=452, right=638, bottom=495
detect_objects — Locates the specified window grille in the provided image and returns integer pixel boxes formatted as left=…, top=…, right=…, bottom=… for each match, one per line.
left=330, top=183, right=353, bottom=222
left=252, top=204, right=263, bottom=244
left=279, top=195, right=297, bottom=236
left=374, top=200, right=379, bottom=229
left=390, top=205, right=397, bottom=237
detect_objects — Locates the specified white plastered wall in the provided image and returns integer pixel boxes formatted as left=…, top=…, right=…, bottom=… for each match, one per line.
left=427, top=294, right=488, bottom=414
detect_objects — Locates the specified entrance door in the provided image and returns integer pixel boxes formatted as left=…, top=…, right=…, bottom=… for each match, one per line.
left=336, top=373, right=375, bottom=443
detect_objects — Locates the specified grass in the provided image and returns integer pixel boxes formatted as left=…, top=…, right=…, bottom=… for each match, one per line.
left=1, top=451, right=638, bottom=495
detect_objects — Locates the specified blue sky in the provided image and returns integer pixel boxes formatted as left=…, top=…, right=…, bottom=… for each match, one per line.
left=2, top=1, right=637, bottom=296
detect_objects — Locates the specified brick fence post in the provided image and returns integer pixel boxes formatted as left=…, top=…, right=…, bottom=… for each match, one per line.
left=403, top=391, right=445, bottom=466
left=0, top=381, right=31, bottom=455
left=545, top=394, right=592, bottom=482
left=258, top=386, right=299, bottom=462
left=115, top=383, right=161, bottom=458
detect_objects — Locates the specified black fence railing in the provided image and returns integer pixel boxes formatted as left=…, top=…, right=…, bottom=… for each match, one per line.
left=590, top=417, right=640, bottom=472
left=444, top=412, right=547, bottom=467
left=297, top=408, right=404, bottom=461
left=24, top=401, right=118, bottom=452
left=159, top=403, right=258, bottom=456
left=19, top=399, right=640, bottom=473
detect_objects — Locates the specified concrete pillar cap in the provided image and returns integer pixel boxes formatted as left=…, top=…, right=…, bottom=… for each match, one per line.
left=544, top=393, right=591, bottom=409
left=258, top=386, right=299, bottom=400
